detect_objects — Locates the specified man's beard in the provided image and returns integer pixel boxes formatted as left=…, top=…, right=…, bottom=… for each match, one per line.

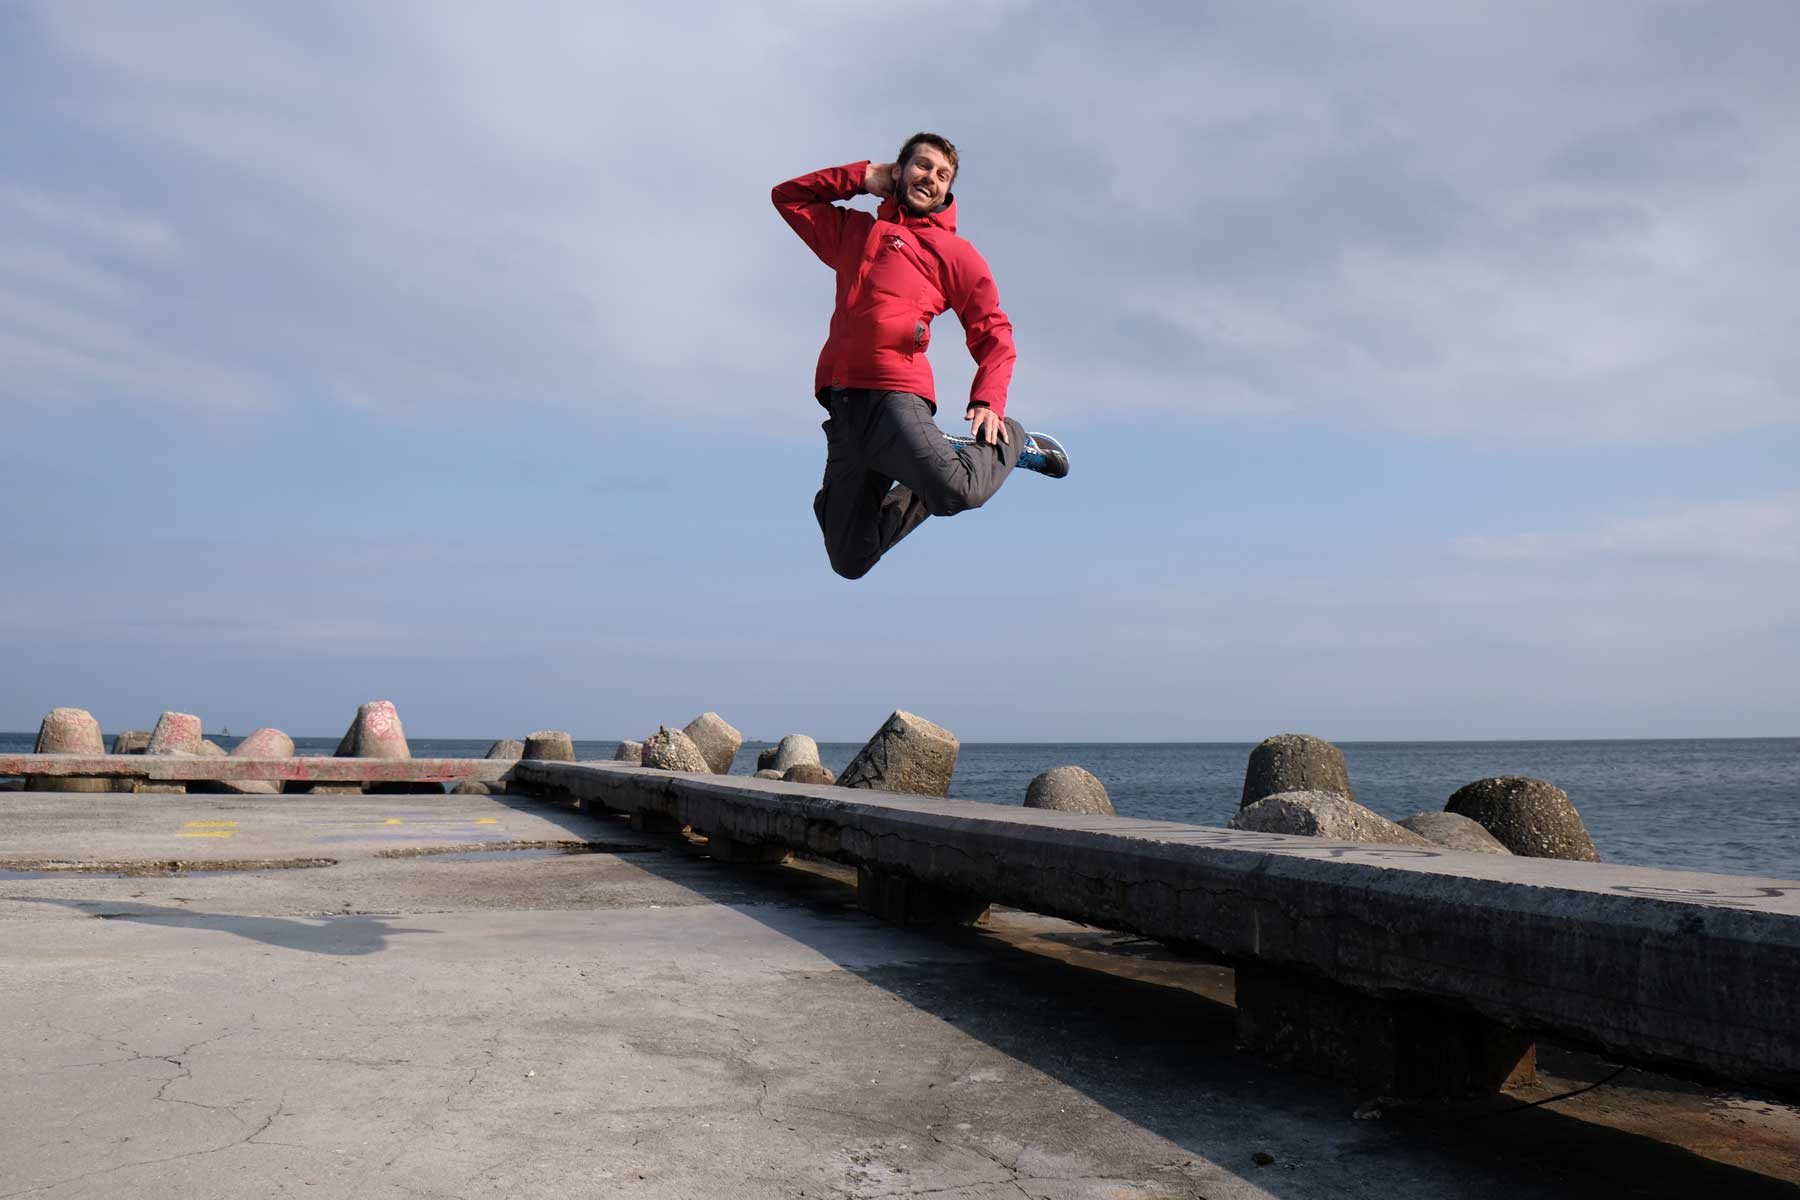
left=899, top=184, right=940, bottom=215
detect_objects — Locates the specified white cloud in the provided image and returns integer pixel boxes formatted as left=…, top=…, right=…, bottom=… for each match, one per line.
left=1454, top=491, right=1800, bottom=564
left=3, top=1, right=1796, bottom=439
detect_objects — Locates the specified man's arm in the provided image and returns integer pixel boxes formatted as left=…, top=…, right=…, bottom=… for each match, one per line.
left=771, top=161, right=882, bottom=266
left=954, top=249, right=1018, bottom=441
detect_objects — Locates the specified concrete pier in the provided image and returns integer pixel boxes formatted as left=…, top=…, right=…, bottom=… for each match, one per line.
left=2, top=786, right=1797, bottom=1198
left=516, top=761, right=1800, bottom=1099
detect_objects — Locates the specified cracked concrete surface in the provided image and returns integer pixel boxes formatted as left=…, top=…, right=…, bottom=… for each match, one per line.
left=2, top=791, right=1797, bottom=1199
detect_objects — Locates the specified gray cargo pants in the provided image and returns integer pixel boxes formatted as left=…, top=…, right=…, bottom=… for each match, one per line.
left=813, top=387, right=1024, bottom=580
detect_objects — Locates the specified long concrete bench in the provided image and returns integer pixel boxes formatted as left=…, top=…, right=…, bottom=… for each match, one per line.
left=0, top=754, right=510, bottom=785
left=514, top=760, right=1800, bottom=1100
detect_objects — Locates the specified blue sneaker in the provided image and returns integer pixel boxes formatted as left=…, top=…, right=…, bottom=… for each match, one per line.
left=945, top=430, right=1070, bottom=478
left=1018, top=432, right=1070, bottom=479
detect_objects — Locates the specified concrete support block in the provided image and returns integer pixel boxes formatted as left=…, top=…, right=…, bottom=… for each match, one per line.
left=28, top=708, right=108, bottom=793
left=707, top=834, right=791, bottom=865
left=838, top=710, right=958, bottom=797
left=1235, top=965, right=1536, bottom=1098
left=109, top=729, right=151, bottom=791
left=682, top=712, right=743, bottom=775
left=856, top=866, right=988, bottom=927
left=629, top=810, right=688, bottom=836
left=1242, top=733, right=1353, bottom=808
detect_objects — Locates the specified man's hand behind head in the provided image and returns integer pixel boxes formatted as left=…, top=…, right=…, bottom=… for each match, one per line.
left=864, top=161, right=896, bottom=198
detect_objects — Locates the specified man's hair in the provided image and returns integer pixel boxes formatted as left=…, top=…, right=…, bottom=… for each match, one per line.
left=896, top=132, right=959, bottom=181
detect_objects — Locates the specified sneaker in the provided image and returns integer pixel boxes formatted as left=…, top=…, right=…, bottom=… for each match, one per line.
left=1018, top=432, right=1070, bottom=479
left=943, top=430, right=1070, bottom=479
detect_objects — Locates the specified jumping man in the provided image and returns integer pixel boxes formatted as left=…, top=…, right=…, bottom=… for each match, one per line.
left=772, top=132, right=1066, bottom=580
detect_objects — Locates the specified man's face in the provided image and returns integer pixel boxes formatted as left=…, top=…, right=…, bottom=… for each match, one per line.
left=898, top=144, right=955, bottom=214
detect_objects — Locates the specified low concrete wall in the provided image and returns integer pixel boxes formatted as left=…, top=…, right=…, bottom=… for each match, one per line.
left=0, top=755, right=511, bottom=786
left=515, top=760, right=1800, bottom=1097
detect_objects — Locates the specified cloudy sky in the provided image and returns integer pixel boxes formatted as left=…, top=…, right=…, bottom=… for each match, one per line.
left=3, top=1, right=1796, bottom=741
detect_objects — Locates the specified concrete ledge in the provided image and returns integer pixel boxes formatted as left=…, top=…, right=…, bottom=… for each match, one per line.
left=0, top=754, right=512, bottom=785
left=517, top=760, right=1800, bottom=1097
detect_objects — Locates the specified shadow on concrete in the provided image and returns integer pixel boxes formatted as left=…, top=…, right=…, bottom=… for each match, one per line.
left=3, top=895, right=436, bottom=956
left=484, top=792, right=1800, bottom=1199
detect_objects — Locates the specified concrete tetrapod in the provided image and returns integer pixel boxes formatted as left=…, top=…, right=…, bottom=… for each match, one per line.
left=753, top=769, right=785, bottom=780
left=1229, top=791, right=1434, bottom=848
left=146, top=711, right=204, bottom=756
left=522, top=731, right=575, bottom=762
left=1241, top=733, right=1353, bottom=808
left=349, top=700, right=421, bottom=794
left=642, top=727, right=711, bottom=773
left=783, top=763, right=835, bottom=785
left=342, top=701, right=411, bottom=759
left=767, top=734, right=822, bottom=774
left=838, top=710, right=958, bottom=797
left=1023, top=766, right=1114, bottom=816
left=1446, top=777, right=1601, bottom=861
left=224, top=727, right=295, bottom=794
left=682, top=712, right=743, bottom=775
left=1400, top=811, right=1512, bottom=855
left=139, top=711, right=203, bottom=793
left=613, top=740, right=645, bottom=764
left=27, top=707, right=108, bottom=793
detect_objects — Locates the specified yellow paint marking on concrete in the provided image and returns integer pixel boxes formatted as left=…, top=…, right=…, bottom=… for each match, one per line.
left=183, top=821, right=239, bottom=828
left=384, top=818, right=403, bottom=825
left=177, top=831, right=237, bottom=839
left=475, top=818, right=500, bottom=825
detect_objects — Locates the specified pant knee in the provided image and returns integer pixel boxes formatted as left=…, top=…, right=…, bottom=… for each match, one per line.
left=917, top=479, right=976, bottom=518
left=827, top=548, right=877, bottom=580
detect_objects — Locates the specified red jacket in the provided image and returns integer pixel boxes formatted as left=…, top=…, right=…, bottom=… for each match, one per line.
left=773, top=161, right=1016, bottom=418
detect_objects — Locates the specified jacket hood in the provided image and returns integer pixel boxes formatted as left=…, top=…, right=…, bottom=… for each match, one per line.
left=877, top=192, right=957, bottom=233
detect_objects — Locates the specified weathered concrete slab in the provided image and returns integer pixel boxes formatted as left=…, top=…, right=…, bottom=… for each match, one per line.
left=516, top=760, right=1800, bottom=1097
left=0, top=754, right=510, bottom=785
left=3, top=789, right=1798, bottom=1197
